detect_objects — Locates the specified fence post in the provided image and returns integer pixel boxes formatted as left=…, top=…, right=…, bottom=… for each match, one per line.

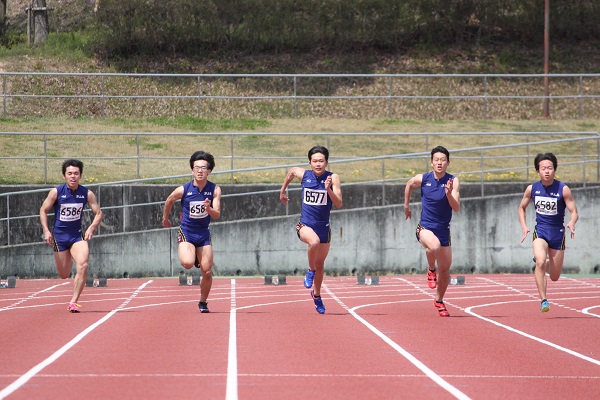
left=2, top=74, right=6, bottom=118
left=197, top=76, right=201, bottom=118
left=480, top=150, right=484, bottom=197
left=578, top=75, right=583, bottom=119
left=293, top=76, right=297, bottom=119
left=44, top=133, right=48, bottom=184
left=136, top=133, right=140, bottom=179
left=387, top=76, right=392, bottom=119
left=582, top=139, right=586, bottom=188
left=381, top=158, right=386, bottom=206
left=6, top=195, right=10, bottom=246
left=101, top=75, right=105, bottom=118
left=230, top=134, right=234, bottom=184
left=484, top=76, right=488, bottom=120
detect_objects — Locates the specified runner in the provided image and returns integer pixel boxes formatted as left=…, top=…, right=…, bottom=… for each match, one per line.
left=40, top=159, right=103, bottom=313
left=162, top=151, right=222, bottom=313
left=404, top=146, right=460, bottom=317
left=279, top=146, right=343, bottom=314
left=518, top=152, right=578, bottom=312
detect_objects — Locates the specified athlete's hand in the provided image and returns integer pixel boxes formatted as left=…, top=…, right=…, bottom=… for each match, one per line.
left=445, top=178, right=454, bottom=195
left=567, top=223, right=575, bottom=238
left=404, top=206, right=412, bottom=220
left=43, top=230, right=53, bottom=246
left=84, top=227, right=95, bottom=241
left=203, top=198, right=211, bottom=210
left=162, top=218, right=171, bottom=228
left=520, top=227, right=530, bottom=243
left=324, top=176, right=332, bottom=190
left=280, top=192, right=289, bottom=205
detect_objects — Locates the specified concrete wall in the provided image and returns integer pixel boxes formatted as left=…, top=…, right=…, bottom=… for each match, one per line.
left=1, top=186, right=598, bottom=278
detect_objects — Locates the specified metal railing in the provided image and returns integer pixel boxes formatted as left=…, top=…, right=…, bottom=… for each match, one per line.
left=1, top=133, right=599, bottom=246
left=2, top=72, right=600, bottom=119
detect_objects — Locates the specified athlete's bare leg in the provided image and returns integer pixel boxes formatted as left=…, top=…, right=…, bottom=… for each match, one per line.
left=311, top=243, right=330, bottom=297
left=419, top=229, right=452, bottom=301
left=197, top=245, right=214, bottom=303
left=178, top=242, right=197, bottom=269
left=67, top=241, right=90, bottom=304
left=533, top=238, right=550, bottom=300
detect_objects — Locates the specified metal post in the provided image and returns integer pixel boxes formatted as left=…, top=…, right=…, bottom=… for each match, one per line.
left=483, top=76, right=488, bottom=120
left=425, top=134, right=429, bottom=172
left=582, top=139, right=586, bottom=188
left=480, top=150, right=485, bottom=197
left=101, top=75, right=105, bottom=117
left=136, top=133, right=140, bottom=179
left=526, top=134, right=530, bottom=181
left=2, top=74, right=6, bottom=118
left=387, top=76, right=392, bottom=119
left=381, top=159, right=386, bottom=206
left=44, top=133, right=48, bottom=183
left=578, top=75, right=583, bottom=119
left=543, top=0, right=550, bottom=118
left=197, top=76, right=201, bottom=118
left=293, top=76, right=297, bottom=118
left=6, top=196, right=10, bottom=246
left=230, top=134, right=234, bottom=184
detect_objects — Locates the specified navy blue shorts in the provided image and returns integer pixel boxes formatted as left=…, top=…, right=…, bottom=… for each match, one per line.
left=53, top=230, right=84, bottom=252
left=178, top=227, right=212, bottom=247
left=416, top=223, right=451, bottom=247
left=533, top=225, right=565, bottom=250
left=296, top=221, right=331, bottom=244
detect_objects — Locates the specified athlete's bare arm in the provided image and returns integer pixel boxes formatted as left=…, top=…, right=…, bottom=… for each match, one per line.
left=40, top=188, right=58, bottom=246
left=279, top=167, right=305, bottom=205
left=562, top=185, right=578, bottom=238
left=84, top=190, right=103, bottom=240
left=325, top=173, right=343, bottom=209
left=205, top=185, right=222, bottom=220
left=162, top=186, right=184, bottom=228
left=404, top=174, right=423, bottom=220
left=518, top=184, right=533, bottom=243
left=446, top=176, right=461, bottom=212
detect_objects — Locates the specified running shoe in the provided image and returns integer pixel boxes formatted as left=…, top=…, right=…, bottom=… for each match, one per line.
left=311, top=290, right=325, bottom=314
left=67, top=303, right=81, bottom=313
left=540, top=299, right=550, bottom=313
left=426, top=268, right=437, bottom=289
left=304, top=269, right=316, bottom=288
left=198, top=301, right=210, bottom=313
left=433, top=299, right=450, bottom=317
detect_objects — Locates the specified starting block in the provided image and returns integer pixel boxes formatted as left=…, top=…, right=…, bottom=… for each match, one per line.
left=357, top=275, right=379, bottom=285
left=264, top=275, right=287, bottom=285
left=179, top=275, right=200, bottom=286
left=85, top=277, right=107, bottom=287
left=450, top=276, right=466, bottom=285
left=0, top=276, right=16, bottom=289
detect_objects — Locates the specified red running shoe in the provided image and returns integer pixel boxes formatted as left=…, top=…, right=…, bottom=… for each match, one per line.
left=433, top=299, right=450, bottom=317
left=67, top=303, right=81, bottom=313
left=426, top=268, right=437, bottom=289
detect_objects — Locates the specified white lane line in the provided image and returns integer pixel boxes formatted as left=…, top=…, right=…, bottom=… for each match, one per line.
left=324, top=285, right=472, bottom=400
left=0, top=282, right=70, bottom=311
left=463, top=301, right=600, bottom=367
left=582, top=305, right=600, bottom=318
left=226, top=279, right=238, bottom=400
left=0, top=280, right=153, bottom=399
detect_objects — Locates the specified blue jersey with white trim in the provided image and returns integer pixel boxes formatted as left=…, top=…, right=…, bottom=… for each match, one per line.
left=180, top=180, right=216, bottom=230
left=52, top=184, right=88, bottom=234
left=531, top=180, right=566, bottom=227
left=300, top=170, right=333, bottom=226
left=419, top=171, right=454, bottom=229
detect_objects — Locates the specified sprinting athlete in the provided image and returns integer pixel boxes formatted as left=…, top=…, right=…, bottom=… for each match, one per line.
left=404, top=146, right=460, bottom=317
left=280, top=146, right=343, bottom=314
left=518, top=152, right=578, bottom=313
left=163, top=151, right=222, bottom=313
left=40, top=159, right=103, bottom=313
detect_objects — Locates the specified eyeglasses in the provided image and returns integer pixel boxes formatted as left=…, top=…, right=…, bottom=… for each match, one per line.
left=193, top=166, right=209, bottom=171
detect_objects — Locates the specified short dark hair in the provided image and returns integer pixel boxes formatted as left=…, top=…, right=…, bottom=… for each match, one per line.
left=62, top=159, right=84, bottom=175
left=189, top=151, right=215, bottom=170
left=308, top=146, right=329, bottom=162
left=534, top=152, right=558, bottom=171
left=430, top=146, right=450, bottom=161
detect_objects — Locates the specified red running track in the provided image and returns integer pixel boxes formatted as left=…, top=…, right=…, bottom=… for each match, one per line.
left=1, top=274, right=599, bottom=400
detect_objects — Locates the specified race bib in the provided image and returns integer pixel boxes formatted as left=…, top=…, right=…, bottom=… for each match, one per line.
left=59, top=203, right=83, bottom=222
left=303, top=189, right=328, bottom=206
left=534, top=196, right=558, bottom=216
left=189, top=201, right=208, bottom=219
